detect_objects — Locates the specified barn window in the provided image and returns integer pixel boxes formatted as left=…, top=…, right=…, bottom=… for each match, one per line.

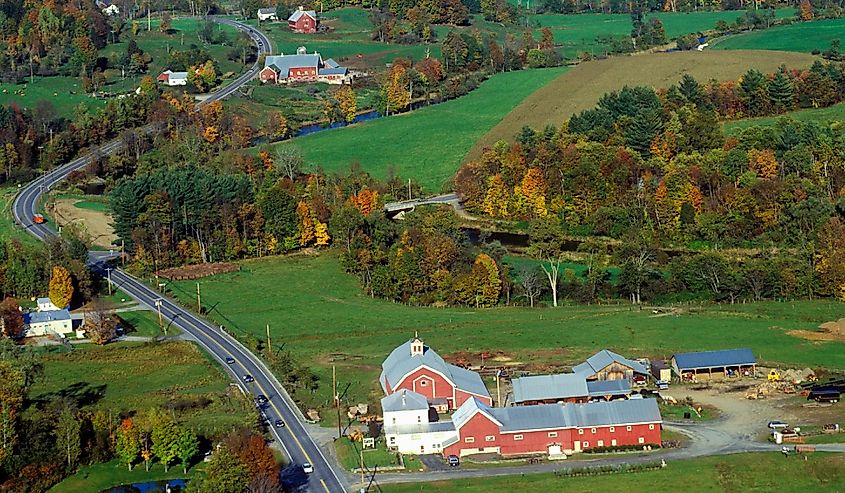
left=514, top=434, right=523, bottom=441
left=626, top=426, right=632, bottom=432
left=591, top=428, right=596, bottom=434
left=578, top=429, right=584, bottom=435
left=485, top=435, right=495, bottom=442
left=597, top=440, right=604, bottom=447
left=583, top=441, right=589, bottom=448
left=548, top=432, right=557, bottom=438
left=465, top=437, right=475, bottom=443
left=609, top=427, right=615, bottom=433
left=392, top=418, right=396, bottom=424
left=389, top=436, right=395, bottom=444
left=417, top=416, right=421, bottom=423
left=649, top=424, right=654, bottom=430
left=611, top=439, right=617, bottom=446
left=420, top=380, right=427, bottom=386
left=638, top=437, right=645, bottom=444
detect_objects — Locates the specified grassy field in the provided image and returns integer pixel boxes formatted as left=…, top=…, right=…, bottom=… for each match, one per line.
left=335, top=437, right=404, bottom=471
left=270, top=67, right=566, bottom=192
left=382, top=452, right=845, bottom=492
left=714, top=17, right=845, bottom=53
left=29, top=341, right=252, bottom=435
left=50, top=459, right=203, bottom=493
left=166, top=253, right=845, bottom=418
left=723, top=102, right=845, bottom=133
left=467, top=49, right=817, bottom=161
left=0, top=18, right=242, bottom=117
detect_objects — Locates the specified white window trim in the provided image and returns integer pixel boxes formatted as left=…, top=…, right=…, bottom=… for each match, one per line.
left=485, top=435, right=495, bottom=442
left=583, top=441, right=589, bottom=448
left=548, top=432, right=558, bottom=438
left=609, top=427, right=615, bottom=433
left=597, top=440, right=604, bottom=447
left=465, top=437, right=475, bottom=443
left=626, top=425, right=632, bottom=431
left=578, top=428, right=584, bottom=435
left=514, top=434, right=523, bottom=441
left=591, top=427, right=596, bottom=434
left=638, top=437, right=645, bottom=444
left=649, top=424, right=655, bottom=430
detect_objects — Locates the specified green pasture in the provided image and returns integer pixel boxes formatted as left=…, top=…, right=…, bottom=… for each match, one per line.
left=166, top=252, right=845, bottom=419
left=723, top=102, right=845, bottom=133
left=50, top=459, right=204, bottom=493
left=28, top=341, right=252, bottom=435
left=0, top=76, right=102, bottom=117
left=382, top=452, right=845, bottom=493
left=271, top=66, right=567, bottom=192
left=714, top=17, right=845, bottom=53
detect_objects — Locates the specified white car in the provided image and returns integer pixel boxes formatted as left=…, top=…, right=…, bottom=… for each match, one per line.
left=302, top=462, right=314, bottom=474
left=768, top=420, right=789, bottom=430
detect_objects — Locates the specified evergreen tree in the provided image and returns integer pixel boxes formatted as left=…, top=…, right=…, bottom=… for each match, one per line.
left=767, top=70, right=795, bottom=113
left=625, top=108, right=664, bottom=156
left=678, top=74, right=704, bottom=107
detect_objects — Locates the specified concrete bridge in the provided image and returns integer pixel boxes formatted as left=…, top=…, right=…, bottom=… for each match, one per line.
left=384, top=193, right=469, bottom=217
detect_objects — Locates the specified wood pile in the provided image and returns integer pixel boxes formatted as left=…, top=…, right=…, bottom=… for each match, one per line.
left=157, top=262, right=239, bottom=280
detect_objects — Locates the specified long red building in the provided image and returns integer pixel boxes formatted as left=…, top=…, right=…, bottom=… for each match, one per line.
left=443, top=398, right=662, bottom=457
left=380, top=336, right=492, bottom=411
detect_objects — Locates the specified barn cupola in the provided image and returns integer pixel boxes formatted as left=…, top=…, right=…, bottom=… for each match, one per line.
left=410, top=333, right=425, bottom=357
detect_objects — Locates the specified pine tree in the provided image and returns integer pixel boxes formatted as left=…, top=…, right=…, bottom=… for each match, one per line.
left=767, top=71, right=795, bottom=113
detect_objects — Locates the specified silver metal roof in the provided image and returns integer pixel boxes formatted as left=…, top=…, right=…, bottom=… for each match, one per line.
left=672, top=348, right=756, bottom=370
left=264, top=54, right=321, bottom=78
left=380, top=339, right=490, bottom=399
left=24, top=309, right=71, bottom=324
left=381, top=389, right=429, bottom=413
left=511, top=373, right=588, bottom=403
left=573, top=349, right=649, bottom=377
left=586, top=379, right=631, bottom=396
left=288, top=9, right=317, bottom=22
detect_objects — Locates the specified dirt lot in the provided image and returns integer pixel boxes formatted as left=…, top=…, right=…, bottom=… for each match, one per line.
left=466, top=49, right=818, bottom=161
left=50, top=198, right=116, bottom=249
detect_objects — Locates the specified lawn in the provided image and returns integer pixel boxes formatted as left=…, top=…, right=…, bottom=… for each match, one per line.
left=723, top=102, right=845, bottom=133
left=0, top=76, right=103, bottom=117
left=381, top=452, right=845, bottom=492
left=270, top=66, right=567, bottom=192
left=714, top=17, right=845, bottom=53
left=49, top=459, right=203, bottom=493
left=0, top=185, right=39, bottom=246
left=166, top=252, right=845, bottom=420
left=28, top=341, right=252, bottom=435
left=335, top=437, right=404, bottom=471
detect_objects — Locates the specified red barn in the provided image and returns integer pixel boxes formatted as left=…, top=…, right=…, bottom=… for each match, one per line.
left=443, top=398, right=662, bottom=458
left=380, top=336, right=492, bottom=411
left=288, top=6, right=318, bottom=34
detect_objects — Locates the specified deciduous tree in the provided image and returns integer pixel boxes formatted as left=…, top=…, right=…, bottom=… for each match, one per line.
left=48, top=265, right=73, bottom=309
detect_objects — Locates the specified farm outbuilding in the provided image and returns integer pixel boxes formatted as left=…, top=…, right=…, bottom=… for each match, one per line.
left=651, top=360, right=672, bottom=382
left=573, top=349, right=650, bottom=383
left=671, top=349, right=757, bottom=382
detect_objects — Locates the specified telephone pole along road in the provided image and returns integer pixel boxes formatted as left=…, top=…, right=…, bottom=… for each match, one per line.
left=12, top=17, right=349, bottom=493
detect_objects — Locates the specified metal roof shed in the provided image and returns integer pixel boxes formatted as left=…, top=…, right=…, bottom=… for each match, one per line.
left=671, top=349, right=757, bottom=381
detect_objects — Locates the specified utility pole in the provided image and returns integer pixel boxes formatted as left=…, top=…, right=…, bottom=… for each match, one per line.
left=333, top=365, right=341, bottom=439
left=266, top=324, right=271, bottom=354
left=106, top=268, right=113, bottom=296
left=407, top=178, right=412, bottom=200
left=196, top=282, right=201, bottom=313
left=496, top=369, right=502, bottom=407
left=155, top=299, right=165, bottom=335
left=360, top=447, right=365, bottom=484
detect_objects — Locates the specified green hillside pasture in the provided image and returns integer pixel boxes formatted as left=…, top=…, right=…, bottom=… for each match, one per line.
left=167, top=253, right=845, bottom=415
left=50, top=459, right=207, bottom=493
left=0, top=76, right=102, bottom=117
left=723, top=102, right=845, bottom=133
left=29, top=341, right=251, bottom=434
left=714, top=17, right=845, bottom=53
left=382, top=453, right=845, bottom=493
left=272, top=66, right=567, bottom=192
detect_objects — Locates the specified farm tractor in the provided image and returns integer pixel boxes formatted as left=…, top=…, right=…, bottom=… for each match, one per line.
left=768, top=370, right=781, bottom=382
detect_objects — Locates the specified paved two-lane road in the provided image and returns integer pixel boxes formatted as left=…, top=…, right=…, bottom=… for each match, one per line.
left=12, top=17, right=348, bottom=493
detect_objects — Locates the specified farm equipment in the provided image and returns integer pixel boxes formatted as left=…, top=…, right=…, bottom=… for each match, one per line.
left=768, top=370, right=781, bottom=382
left=32, top=214, right=44, bottom=224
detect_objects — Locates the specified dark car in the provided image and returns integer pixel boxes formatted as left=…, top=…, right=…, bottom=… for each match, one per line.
left=275, top=419, right=285, bottom=428
left=242, top=374, right=254, bottom=383
left=225, top=357, right=235, bottom=364
left=447, top=455, right=460, bottom=467
left=256, top=394, right=268, bottom=404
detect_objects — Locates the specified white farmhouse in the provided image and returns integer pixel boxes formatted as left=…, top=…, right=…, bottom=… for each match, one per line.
left=257, top=7, right=278, bottom=21
left=37, top=297, right=62, bottom=312
left=382, top=389, right=457, bottom=455
left=23, top=309, right=73, bottom=338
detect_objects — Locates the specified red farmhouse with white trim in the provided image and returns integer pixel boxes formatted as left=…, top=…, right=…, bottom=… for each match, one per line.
left=288, top=6, right=318, bottom=33
left=443, top=398, right=662, bottom=458
left=380, top=336, right=492, bottom=411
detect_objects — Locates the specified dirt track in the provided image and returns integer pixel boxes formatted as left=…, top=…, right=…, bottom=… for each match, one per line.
left=466, top=50, right=818, bottom=161
left=51, top=198, right=117, bottom=249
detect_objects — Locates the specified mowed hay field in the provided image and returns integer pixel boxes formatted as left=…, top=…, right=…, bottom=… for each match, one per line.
left=714, top=17, right=845, bottom=53
left=274, top=66, right=567, bottom=192
left=467, top=50, right=817, bottom=161
left=382, top=453, right=845, bottom=493
left=723, top=101, right=845, bottom=133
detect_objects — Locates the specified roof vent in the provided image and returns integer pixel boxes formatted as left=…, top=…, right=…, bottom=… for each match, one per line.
left=410, top=335, right=424, bottom=357
left=297, top=46, right=307, bottom=55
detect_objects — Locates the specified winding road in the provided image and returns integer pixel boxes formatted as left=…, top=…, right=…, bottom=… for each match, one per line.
left=12, top=17, right=349, bottom=493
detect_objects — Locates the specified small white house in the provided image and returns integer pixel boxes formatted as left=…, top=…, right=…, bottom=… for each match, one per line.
left=96, top=0, right=120, bottom=16
left=157, top=70, right=188, bottom=86
left=382, top=390, right=457, bottom=455
left=23, top=309, right=73, bottom=338
left=37, top=297, right=62, bottom=312
left=257, top=7, right=278, bottom=21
